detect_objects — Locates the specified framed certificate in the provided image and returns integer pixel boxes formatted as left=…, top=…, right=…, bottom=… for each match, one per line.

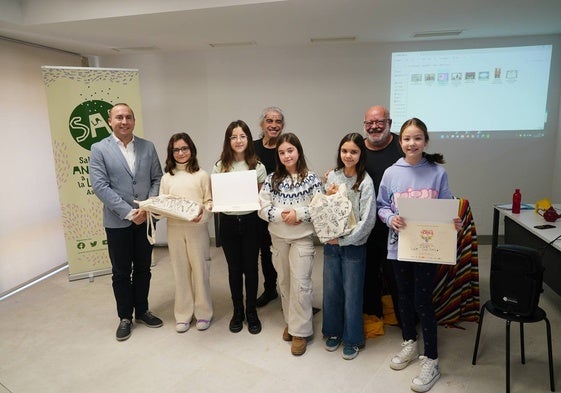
left=396, top=198, right=459, bottom=265
left=211, top=170, right=260, bottom=212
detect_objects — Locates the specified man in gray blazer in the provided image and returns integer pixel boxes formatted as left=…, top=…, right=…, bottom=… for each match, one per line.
left=90, top=103, right=163, bottom=341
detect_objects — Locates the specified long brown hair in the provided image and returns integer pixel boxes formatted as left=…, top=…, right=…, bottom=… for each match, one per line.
left=271, top=133, right=309, bottom=192
left=335, top=132, right=367, bottom=191
left=164, top=133, right=199, bottom=174
left=218, top=120, right=259, bottom=172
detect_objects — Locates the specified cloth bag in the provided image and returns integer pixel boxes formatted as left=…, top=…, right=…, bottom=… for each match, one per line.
left=135, top=195, right=202, bottom=244
left=309, top=183, right=356, bottom=243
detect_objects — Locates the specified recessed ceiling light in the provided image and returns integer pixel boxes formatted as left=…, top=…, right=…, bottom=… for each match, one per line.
left=111, top=46, right=159, bottom=52
left=413, top=30, right=463, bottom=38
left=310, top=36, right=356, bottom=43
left=209, top=41, right=257, bottom=48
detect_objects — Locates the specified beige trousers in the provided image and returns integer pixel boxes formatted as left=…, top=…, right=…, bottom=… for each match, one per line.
left=270, top=234, right=315, bottom=338
left=167, top=222, right=213, bottom=323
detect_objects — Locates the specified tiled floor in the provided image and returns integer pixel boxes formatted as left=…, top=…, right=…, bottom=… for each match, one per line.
left=0, top=245, right=559, bottom=393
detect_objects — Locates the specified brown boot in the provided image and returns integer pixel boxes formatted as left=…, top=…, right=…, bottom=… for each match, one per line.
left=283, top=326, right=293, bottom=342
left=291, top=337, right=307, bottom=356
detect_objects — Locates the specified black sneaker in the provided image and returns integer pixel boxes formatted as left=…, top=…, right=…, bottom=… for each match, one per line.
left=256, top=290, right=278, bottom=308
left=229, top=310, right=244, bottom=333
left=116, top=318, right=132, bottom=341
left=136, top=311, right=163, bottom=328
left=246, top=311, right=262, bottom=335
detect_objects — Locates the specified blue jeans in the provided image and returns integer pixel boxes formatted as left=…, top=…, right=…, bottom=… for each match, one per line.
left=322, top=243, right=366, bottom=347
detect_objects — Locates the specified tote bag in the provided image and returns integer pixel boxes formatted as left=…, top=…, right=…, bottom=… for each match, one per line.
left=135, top=195, right=202, bottom=221
left=135, top=195, right=202, bottom=244
left=309, top=183, right=356, bottom=243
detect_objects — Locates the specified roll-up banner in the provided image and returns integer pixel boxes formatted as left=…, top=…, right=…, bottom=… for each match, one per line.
left=41, top=66, right=143, bottom=280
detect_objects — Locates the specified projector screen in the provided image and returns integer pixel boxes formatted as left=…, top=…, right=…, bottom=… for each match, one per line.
left=390, top=45, right=553, bottom=139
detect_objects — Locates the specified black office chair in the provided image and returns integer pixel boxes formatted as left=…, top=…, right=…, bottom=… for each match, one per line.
left=472, top=244, right=555, bottom=393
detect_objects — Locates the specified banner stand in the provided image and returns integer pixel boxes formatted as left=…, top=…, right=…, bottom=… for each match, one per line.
left=70, top=268, right=113, bottom=282
left=42, top=66, right=144, bottom=281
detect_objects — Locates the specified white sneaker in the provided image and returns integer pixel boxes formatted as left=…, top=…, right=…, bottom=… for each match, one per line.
left=411, top=356, right=440, bottom=392
left=390, top=339, right=419, bottom=370
left=176, top=321, right=190, bottom=333
left=196, top=319, right=211, bottom=331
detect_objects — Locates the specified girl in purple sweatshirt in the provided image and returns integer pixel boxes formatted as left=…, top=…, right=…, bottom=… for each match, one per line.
left=377, top=118, right=462, bottom=393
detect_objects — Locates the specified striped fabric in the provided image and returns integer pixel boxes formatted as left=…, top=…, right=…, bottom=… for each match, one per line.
left=433, top=198, right=480, bottom=326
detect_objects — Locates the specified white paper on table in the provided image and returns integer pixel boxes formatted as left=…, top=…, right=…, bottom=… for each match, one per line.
left=211, top=170, right=260, bottom=212
left=396, top=198, right=459, bottom=265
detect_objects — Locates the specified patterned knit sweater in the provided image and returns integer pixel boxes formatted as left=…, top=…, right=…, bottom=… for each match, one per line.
left=258, top=171, right=323, bottom=239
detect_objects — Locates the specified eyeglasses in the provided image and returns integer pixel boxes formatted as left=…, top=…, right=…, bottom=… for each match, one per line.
left=264, top=118, right=283, bottom=125
left=172, top=146, right=190, bottom=154
left=363, top=119, right=389, bottom=127
left=230, top=135, right=248, bottom=141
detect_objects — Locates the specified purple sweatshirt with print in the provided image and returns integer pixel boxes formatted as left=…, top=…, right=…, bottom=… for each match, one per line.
left=377, top=157, right=454, bottom=260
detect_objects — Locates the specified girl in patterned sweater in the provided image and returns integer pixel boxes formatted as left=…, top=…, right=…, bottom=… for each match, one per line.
left=258, top=133, right=323, bottom=356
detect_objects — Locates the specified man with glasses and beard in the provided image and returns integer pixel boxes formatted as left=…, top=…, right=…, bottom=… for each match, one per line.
left=362, top=105, right=404, bottom=325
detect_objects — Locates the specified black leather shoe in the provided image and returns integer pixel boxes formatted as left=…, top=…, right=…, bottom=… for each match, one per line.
left=229, top=310, right=244, bottom=333
left=256, top=290, right=278, bottom=308
left=136, top=311, right=163, bottom=328
left=116, top=318, right=132, bottom=341
left=246, top=311, right=262, bottom=335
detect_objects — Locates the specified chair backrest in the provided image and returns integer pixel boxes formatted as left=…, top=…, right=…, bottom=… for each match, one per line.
left=490, top=244, right=544, bottom=316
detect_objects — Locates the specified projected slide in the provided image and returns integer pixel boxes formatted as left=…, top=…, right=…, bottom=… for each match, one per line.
left=390, top=45, right=552, bottom=138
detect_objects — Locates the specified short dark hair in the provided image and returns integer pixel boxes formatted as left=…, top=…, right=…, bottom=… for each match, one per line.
left=109, top=103, right=135, bottom=119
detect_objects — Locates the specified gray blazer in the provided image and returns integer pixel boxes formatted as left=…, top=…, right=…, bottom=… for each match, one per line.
left=90, top=135, right=162, bottom=228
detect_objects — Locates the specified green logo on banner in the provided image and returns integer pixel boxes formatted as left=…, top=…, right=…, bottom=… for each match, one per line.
left=69, top=100, right=113, bottom=151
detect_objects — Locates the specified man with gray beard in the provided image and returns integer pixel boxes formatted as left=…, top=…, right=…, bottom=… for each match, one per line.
left=363, top=105, right=403, bottom=324
left=254, top=107, right=284, bottom=307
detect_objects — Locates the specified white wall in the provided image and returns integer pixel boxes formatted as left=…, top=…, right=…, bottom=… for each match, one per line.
left=100, top=34, right=561, bottom=237
left=0, top=39, right=82, bottom=295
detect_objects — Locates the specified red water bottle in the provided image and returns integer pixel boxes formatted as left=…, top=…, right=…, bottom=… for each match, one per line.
left=512, top=189, right=521, bottom=214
